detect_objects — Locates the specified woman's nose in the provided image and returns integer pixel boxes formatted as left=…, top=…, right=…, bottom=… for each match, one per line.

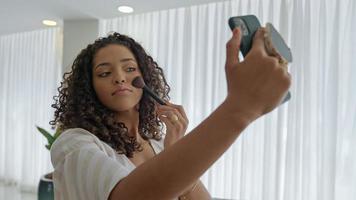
left=113, top=71, right=126, bottom=84
left=114, top=79, right=125, bottom=84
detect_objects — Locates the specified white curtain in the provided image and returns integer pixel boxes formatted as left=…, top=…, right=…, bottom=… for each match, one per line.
left=0, top=28, right=63, bottom=192
left=99, top=0, right=356, bottom=199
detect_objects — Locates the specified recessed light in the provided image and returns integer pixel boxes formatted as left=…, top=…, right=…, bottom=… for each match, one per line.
left=42, top=20, right=57, bottom=26
left=117, top=6, right=134, bottom=13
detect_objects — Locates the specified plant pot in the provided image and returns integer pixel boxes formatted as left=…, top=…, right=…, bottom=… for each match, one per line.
left=38, top=173, right=54, bottom=200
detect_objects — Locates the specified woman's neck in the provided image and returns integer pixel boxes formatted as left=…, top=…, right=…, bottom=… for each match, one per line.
left=115, top=108, right=143, bottom=142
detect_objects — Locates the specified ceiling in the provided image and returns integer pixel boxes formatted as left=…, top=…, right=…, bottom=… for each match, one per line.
left=0, top=0, right=221, bottom=36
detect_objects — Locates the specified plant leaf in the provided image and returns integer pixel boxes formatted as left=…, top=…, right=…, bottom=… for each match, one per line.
left=53, top=128, right=62, bottom=140
left=36, top=126, right=55, bottom=144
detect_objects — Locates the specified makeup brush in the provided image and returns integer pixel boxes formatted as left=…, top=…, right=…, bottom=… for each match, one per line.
left=132, top=76, right=167, bottom=105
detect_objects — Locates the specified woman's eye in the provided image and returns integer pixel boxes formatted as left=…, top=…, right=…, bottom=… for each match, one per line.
left=98, top=72, right=111, bottom=77
left=126, top=67, right=136, bottom=72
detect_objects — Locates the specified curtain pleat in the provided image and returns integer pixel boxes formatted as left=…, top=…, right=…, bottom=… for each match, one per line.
left=0, top=28, right=62, bottom=192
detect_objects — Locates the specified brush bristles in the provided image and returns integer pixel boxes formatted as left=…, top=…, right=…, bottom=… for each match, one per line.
left=132, top=76, right=146, bottom=89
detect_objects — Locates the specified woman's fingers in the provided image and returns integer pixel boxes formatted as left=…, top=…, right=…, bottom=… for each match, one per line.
left=157, top=113, right=174, bottom=128
left=156, top=102, right=189, bottom=147
left=249, top=28, right=269, bottom=57
left=157, top=109, right=184, bottom=128
left=156, top=102, right=188, bottom=125
left=157, top=111, right=186, bottom=140
left=163, top=102, right=189, bottom=123
left=225, top=27, right=242, bottom=71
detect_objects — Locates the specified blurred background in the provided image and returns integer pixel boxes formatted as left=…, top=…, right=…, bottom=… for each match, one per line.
left=0, top=0, right=355, bottom=199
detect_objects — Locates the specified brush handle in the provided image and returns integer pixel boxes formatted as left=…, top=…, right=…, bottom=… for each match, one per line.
left=143, top=86, right=167, bottom=105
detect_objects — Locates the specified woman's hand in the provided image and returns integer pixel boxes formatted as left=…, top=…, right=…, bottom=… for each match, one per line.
left=156, top=101, right=189, bottom=148
left=224, top=27, right=291, bottom=123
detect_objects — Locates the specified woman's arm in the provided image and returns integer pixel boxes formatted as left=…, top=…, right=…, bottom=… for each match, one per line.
left=109, top=102, right=250, bottom=200
left=109, top=27, right=291, bottom=200
left=178, top=180, right=211, bottom=200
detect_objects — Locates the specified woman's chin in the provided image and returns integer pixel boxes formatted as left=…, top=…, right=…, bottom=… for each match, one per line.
left=109, top=104, right=138, bottom=113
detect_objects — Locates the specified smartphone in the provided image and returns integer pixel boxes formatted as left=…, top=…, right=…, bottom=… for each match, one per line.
left=228, top=15, right=292, bottom=104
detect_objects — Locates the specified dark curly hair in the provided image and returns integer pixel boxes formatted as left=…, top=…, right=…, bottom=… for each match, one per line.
left=50, top=32, right=171, bottom=158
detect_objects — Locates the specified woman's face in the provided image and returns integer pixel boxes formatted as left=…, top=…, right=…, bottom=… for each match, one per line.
left=92, top=44, right=143, bottom=112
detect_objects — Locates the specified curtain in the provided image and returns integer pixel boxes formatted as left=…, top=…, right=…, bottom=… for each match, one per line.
left=0, top=28, right=63, bottom=192
left=99, top=0, right=356, bottom=199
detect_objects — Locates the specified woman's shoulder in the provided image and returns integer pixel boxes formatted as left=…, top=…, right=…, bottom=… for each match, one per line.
left=50, top=128, right=134, bottom=199
left=50, top=128, right=112, bottom=166
left=51, top=128, right=100, bottom=150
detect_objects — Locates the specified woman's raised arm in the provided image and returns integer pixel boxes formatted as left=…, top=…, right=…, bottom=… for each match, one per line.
left=109, top=27, right=291, bottom=200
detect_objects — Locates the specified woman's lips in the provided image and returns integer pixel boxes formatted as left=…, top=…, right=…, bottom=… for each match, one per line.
left=112, top=88, right=133, bottom=96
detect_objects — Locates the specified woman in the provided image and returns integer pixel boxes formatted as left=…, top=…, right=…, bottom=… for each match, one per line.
left=50, top=27, right=291, bottom=200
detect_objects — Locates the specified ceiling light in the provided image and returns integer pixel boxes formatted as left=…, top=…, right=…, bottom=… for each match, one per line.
left=42, top=20, right=57, bottom=26
left=117, top=6, right=134, bottom=13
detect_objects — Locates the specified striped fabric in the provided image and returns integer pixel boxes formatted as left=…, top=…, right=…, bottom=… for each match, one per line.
left=50, top=128, right=165, bottom=200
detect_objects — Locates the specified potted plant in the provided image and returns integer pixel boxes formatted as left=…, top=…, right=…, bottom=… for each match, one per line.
left=36, top=126, right=61, bottom=200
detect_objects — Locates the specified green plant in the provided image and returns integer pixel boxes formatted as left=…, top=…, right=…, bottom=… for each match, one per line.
left=36, top=126, right=61, bottom=150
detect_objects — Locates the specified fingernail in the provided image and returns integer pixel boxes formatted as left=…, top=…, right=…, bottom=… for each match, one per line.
left=237, top=28, right=242, bottom=40
left=232, top=28, right=236, bottom=36
left=261, top=27, right=267, bottom=34
left=233, top=27, right=240, bottom=36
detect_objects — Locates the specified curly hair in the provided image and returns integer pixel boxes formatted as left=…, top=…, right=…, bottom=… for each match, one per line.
left=50, top=32, right=171, bottom=158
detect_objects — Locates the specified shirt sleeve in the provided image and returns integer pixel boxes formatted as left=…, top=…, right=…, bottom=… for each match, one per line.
left=50, top=128, right=130, bottom=200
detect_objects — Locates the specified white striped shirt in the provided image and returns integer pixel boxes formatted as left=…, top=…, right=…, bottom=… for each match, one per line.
left=50, top=128, right=166, bottom=200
